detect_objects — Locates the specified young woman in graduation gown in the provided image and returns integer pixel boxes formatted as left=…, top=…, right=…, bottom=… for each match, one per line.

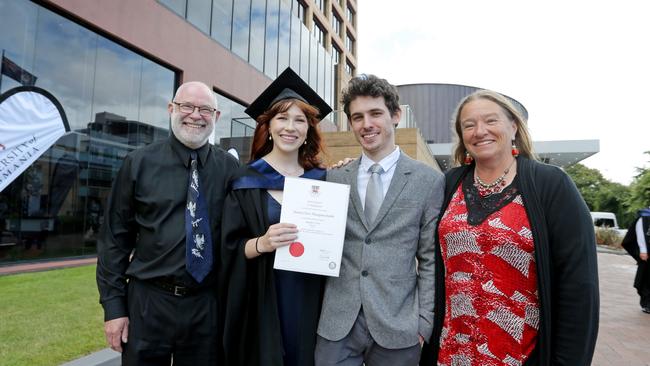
left=219, top=68, right=332, bottom=366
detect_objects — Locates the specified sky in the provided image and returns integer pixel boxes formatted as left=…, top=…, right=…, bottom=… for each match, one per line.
left=356, top=0, right=649, bottom=185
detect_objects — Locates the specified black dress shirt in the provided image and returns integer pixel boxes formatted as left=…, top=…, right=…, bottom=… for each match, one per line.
left=97, top=135, right=238, bottom=321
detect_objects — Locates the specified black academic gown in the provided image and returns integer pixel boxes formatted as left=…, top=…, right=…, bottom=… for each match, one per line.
left=219, top=159, right=326, bottom=366
left=621, top=210, right=650, bottom=307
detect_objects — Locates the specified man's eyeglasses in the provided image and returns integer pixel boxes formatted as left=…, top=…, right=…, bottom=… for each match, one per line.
left=172, top=102, right=217, bottom=117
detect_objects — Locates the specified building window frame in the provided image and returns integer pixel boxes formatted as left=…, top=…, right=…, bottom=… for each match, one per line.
left=294, top=0, right=307, bottom=24
left=314, top=20, right=326, bottom=46
left=331, top=11, right=341, bottom=37
left=345, top=59, right=354, bottom=75
left=345, top=32, right=354, bottom=54
left=333, top=44, right=341, bottom=65
left=346, top=3, right=354, bottom=26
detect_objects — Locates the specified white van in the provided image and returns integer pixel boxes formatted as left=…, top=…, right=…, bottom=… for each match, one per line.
left=590, top=212, right=627, bottom=237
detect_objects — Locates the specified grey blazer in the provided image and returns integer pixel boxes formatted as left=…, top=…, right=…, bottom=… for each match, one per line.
left=317, top=153, right=444, bottom=349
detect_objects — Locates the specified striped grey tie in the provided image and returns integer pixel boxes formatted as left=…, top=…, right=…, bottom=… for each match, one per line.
left=365, top=163, right=384, bottom=224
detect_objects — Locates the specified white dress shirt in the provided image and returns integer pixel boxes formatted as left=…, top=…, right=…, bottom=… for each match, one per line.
left=357, top=147, right=401, bottom=210
left=636, top=218, right=648, bottom=254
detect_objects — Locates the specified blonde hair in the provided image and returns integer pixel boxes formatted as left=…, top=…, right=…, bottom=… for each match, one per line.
left=451, top=90, right=537, bottom=166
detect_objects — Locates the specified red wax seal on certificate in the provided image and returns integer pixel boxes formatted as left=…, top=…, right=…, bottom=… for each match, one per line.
left=289, top=242, right=304, bottom=257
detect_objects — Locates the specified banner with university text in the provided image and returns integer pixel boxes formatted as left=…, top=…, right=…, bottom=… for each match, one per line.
left=0, top=86, right=69, bottom=192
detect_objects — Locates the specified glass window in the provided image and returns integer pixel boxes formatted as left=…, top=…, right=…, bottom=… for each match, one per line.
left=249, top=0, right=266, bottom=71
left=346, top=4, right=354, bottom=25
left=292, top=0, right=299, bottom=16
left=314, top=21, right=325, bottom=46
left=159, top=0, right=187, bottom=17
left=264, top=0, right=280, bottom=77
left=92, top=38, right=142, bottom=122
left=333, top=45, right=341, bottom=65
left=139, top=58, right=176, bottom=130
left=277, top=0, right=291, bottom=73
left=317, top=46, right=325, bottom=97
left=299, top=22, right=310, bottom=80
left=231, top=0, right=251, bottom=60
left=213, top=91, right=248, bottom=144
left=186, top=0, right=211, bottom=33
left=314, top=0, right=326, bottom=14
left=0, top=1, right=37, bottom=94
left=346, top=32, right=354, bottom=54
left=345, top=59, right=354, bottom=75
left=324, top=51, right=332, bottom=108
left=308, top=35, right=317, bottom=88
left=331, top=12, right=341, bottom=37
left=211, top=0, right=233, bottom=48
left=16, top=4, right=95, bottom=129
left=0, top=0, right=175, bottom=263
left=229, top=118, right=255, bottom=138
left=294, top=0, right=307, bottom=24
left=289, top=13, right=301, bottom=71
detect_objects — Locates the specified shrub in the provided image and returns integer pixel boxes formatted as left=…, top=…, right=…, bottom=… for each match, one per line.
left=595, top=227, right=623, bottom=248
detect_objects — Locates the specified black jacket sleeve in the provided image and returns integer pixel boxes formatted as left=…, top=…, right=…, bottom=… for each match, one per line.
left=535, top=164, right=599, bottom=365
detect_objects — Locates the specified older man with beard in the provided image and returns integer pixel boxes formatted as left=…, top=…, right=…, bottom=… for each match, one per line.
left=97, top=81, right=238, bottom=365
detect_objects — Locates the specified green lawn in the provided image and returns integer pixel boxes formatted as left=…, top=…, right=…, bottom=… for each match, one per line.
left=0, top=265, right=106, bottom=366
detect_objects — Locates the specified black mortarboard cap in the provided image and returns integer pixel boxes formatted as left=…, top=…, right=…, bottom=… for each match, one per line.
left=244, top=67, right=332, bottom=121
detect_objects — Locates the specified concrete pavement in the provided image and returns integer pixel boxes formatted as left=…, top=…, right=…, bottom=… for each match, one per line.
left=60, top=349, right=119, bottom=366
left=593, top=251, right=650, bottom=365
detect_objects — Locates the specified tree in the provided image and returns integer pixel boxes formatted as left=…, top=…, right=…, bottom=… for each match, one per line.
left=625, top=151, right=650, bottom=225
left=598, top=181, right=633, bottom=226
left=565, top=164, right=614, bottom=209
left=565, top=163, right=632, bottom=226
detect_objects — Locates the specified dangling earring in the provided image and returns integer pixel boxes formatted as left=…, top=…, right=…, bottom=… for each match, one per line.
left=268, top=135, right=272, bottom=141
left=464, top=151, right=473, bottom=165
left=303, top=140, right=307, bottom=145
left=511, top=139, right=519, bottom=157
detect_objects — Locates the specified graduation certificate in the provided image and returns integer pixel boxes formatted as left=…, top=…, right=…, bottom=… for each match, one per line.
left=274, top=176, right=350, bottom=276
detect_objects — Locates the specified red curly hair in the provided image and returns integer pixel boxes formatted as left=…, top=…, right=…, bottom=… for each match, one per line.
left=249, top=98, right=325, bottom=170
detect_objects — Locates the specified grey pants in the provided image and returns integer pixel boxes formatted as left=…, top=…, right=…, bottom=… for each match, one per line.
left=315, top=310, right=421, bottom=366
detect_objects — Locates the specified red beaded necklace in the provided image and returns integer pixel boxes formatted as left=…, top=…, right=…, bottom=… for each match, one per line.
left=474, top=159, right=516, bottom=197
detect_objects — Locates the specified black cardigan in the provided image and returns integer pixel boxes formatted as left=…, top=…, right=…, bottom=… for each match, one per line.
left=420, top=157, right=599, bottom=366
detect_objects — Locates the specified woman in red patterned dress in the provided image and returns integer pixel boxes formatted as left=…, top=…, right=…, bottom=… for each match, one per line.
left=420, top=90, right=599, bottom=366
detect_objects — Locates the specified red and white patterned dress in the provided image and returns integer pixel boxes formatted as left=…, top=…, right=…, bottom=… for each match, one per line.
left=437, top=185, right=539, bottom=366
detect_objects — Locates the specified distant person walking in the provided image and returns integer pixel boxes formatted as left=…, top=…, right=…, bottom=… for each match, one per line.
left=622, top=207, right=650, bottom=314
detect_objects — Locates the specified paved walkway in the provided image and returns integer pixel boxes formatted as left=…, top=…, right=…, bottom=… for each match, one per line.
left=593, top=250, right=650, bottom=365
left=3, top=250, right=650, bottom=364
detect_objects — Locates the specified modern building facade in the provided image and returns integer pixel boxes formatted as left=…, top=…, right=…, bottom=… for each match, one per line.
left=397, top=83, right=599, bottom=171
left=0, top=0, right=357, bottom=263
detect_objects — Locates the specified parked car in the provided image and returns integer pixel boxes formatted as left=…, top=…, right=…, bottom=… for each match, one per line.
left=590, top=211, right=627, bottom=238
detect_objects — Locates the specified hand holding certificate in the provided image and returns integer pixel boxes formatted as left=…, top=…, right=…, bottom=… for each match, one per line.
left=274, top=176, right=350, bottom=276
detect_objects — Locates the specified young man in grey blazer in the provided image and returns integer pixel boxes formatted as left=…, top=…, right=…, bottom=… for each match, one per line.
left=315, top=75, right=444, bottom=366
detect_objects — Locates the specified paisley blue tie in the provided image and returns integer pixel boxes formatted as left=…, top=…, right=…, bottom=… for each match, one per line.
left=185, top=151, right=213, bottom=283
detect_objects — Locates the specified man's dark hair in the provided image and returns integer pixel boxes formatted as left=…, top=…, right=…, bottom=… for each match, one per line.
left=342, top=74, right=400, bottom=118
